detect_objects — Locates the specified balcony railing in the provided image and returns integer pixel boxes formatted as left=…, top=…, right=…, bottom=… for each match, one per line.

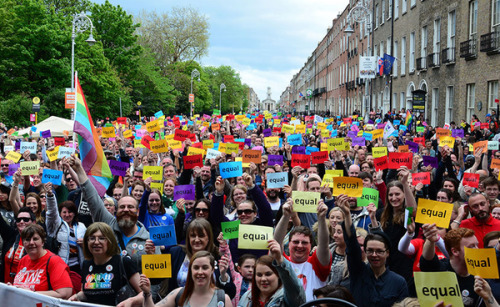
left=416, top=57, right=427, bottom=70
left=460, top=38, right=477, bottom=59
left=480, top=31, right=500, bottom=53
left=427, top=52, right=440, bottom=67
left=442, top=47, right=456, bottom=64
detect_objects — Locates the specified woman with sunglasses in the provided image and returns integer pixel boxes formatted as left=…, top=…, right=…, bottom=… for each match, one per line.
left=138, top=177, right=174, bottom=231
left=212, top=173, right=273, bottom=263
left=44, top=182, right=86, bottom=275
left=0, top=207, right=35, bottom=283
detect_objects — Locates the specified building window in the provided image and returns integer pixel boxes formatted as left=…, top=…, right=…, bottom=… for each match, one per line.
left=421, top=26, right=428, bottom=58
left=411, top=0, right=416, bottom=8
left=431, top=88, right=439, bottom=126
left=387, top=37, right=391, bottom=55
left=488, top=81, right=499, bottom=109
left=395, top=0, right=399, bottom=19
left=448, top=10, right=456, bottom=49
left=493, top=0, right=500, bottom=32
left=389, top=0, right=392, bottom=19
left=402, top=0, right=407, bottom=14
left=434, top=18, right=441, bottom=54
left=375, top=4, right=379, bottom=28
left=394, top=41, right=399, bottom=76
left=410, top=32, right=415, bottom=72
left=446, top=86, right=454, bottom=123
left=469, top=0, right=478, bottom=38
left=380, top=41, right=384, bottom=58
left=467, top=84, right=476, bottom=122
left=401, top=37, right=406, bottom=75
left=381, top=0, right=385, bottom=25
left=400, top=92, right=405, bottom=111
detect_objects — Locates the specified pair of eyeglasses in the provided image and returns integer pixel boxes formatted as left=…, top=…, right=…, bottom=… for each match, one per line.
left=237, top=209, right=255, bottom=215
left=88, top=236, right=107, bottom=243
left=149, top=199, right=161, bottom=203
left=366, top=249, right=387, bottom=255
left=1, top=164, right=9, bottom=167
left=39, top=195, right=46, bottom=199
left=195, top=208, right=209, bottom=213
left=16, top=217, right=32, bottom=223
left=66, top=178, right=74, bottom=182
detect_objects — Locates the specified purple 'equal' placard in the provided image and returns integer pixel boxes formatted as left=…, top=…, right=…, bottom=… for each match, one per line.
left=291, top=146, right=306, bottom=154
left=423, top=156, right=438, bottom=168
left=268, top=154, right=283, bottom=166
left=41, top=130, right=51, bottom=138
left=452, top=129, right=464, bottom=138
left=108, top=160, right=129, bottom=177
left=347, top=131, right=358, bottom=138
left=406, top=141, right=419, bottom=153
left=377, top=123, right=386, bottom=129
left=15, top=140, right=21, bottom=151
left=245, top=138, right=252, bottom=147
left=352, top=137, right=366, bottom=147
left=263, top=129, right=272, bottom=137
left=8, top=163, right=19, bottom=176
left=173, top=185, right=195, bottom=201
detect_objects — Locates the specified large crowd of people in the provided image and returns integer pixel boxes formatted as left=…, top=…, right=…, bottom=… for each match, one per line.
left=1, top=109, right=500, bottom=307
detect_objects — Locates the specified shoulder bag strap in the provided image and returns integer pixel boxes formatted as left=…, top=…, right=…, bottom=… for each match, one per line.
left=45, top=255, right=53, bottom=290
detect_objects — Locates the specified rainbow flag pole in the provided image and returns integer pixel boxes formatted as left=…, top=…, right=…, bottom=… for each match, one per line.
left=73, top=71, right=112, bottom=196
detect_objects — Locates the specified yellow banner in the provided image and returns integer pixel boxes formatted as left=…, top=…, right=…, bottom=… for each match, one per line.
left=20, top=161, right=39, bottom=176
left=464, top=248, right=499, bottom=279
left=142, top=254, right=172, bottom=278
left=143, top=166, right=163, bottom=181
left=101, top=127, right=116, bottom=138
left=293, top=191, right=321, bottom=213
left=372, top=147, right=388, bottom=158
left=235, top=157, right=250, bottom=168
left=150, top=140, right=168, bottom=153
left=165, top=134, right=174, bottom=141
left=332, top=177, right=363, bottom=197
left=238, top=225, right=274, bottom=250
left=264, top=136, right=279, bottom=147
left=415, top=199, right=454, bottom=228
left=414, top=272, right=463, bottom=307
left=5, top=151, right=22, bottom=163
left=46, top=147, right=60, bottom=162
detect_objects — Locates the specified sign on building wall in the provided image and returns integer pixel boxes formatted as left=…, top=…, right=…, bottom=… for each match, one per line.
left=359, top=56, right=377, bottom=79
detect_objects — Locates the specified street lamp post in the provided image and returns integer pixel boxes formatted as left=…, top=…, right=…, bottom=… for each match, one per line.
left=71, top=12, right=95, bottom=142
left=190, top=68, right=201, bottom=118
left=219, top=83, right=226, bottom=114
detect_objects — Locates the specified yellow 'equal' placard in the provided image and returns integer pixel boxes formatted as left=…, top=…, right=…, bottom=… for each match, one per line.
left=46, top=147, right=60, bottom=162
left=187, top=147, right=205, bottom=156
left=372, top=147, right=388, bottom=158
left=414, top=272, right=463, bottom=307
left=464, top=247, right=499, bottom=279
left=238, top=225, right=274, bottom=250
left=332, top=177, right=363, bottom=197
left=146, top=120, right=160, bottom=132
left=5, top=151, right=22, bottom=163
left=264, top=136, right=279, bottom=148
left=415, top=199, right=453, bottom=228
left=293, top=191, right=321, bottom=213
left=143, top=166, right=163, bottom=181
left=20, top=161, right=40, bottom=176
left=150, top=140, right=169, bottom=153
left=142, top=254, right=172, bottom=278
left=102, top=127, right=116, bottom=138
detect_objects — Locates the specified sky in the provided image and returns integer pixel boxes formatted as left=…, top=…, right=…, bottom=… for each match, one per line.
left=95, top=0, right=350, bottom=102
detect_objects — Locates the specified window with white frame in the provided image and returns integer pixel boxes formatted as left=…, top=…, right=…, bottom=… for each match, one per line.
left=389, top=0, right=392, bottom=19
left=421, top=26, right=428, bottom=58
left=492, top=0, right=500, bottom=33
left=394, top=41, right=398, bottom=76
left=433, top=18, right=441, bottom=58
left=395, top=0, right=399, bottom=19
left=488, top=80, right=499, bottom=109
left=469, top=0, right=478, bottom=38
left=375, top=4, right=379, bottom=28
left=448, top=10, right=456, bottom=49
left=410, top=32, right=415, bottom=72
left=466, top=84, right=475, bottom=122
left=381, top=0, right=385, bottom=25
left=445, top=86, right=454, bottom=123
left=431, top=88, right=439, bottom=126
left=402, top=0, right=407, bottom=14
left=387, top=37, right=391, bottom=54
left=400, top=92, right=405, bottom=111
left=380, top=41, right=384, bottom=57
left=401, top=36, right=406, bottom=75
left=411, top=0, right=416, bottom=8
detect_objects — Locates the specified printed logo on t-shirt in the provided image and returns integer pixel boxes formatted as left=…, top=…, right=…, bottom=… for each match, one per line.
left=13, top=267, right=45, bottom=291
left=78, top=200, right=90, bottom=215
left=85, top=273, right=114, bottom=289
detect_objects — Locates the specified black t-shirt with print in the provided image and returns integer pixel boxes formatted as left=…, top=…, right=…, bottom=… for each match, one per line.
left=81, top=254, right=138, bottom=306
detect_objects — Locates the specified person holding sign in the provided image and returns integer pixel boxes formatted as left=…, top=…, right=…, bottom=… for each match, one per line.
left=68, top=222, right=143, bottom=306
left=420, top=225, right=483, bottom=307
left=212, top=174, right=274, bottom=263
left=273, top=199, right=332, bottom=301
left=139, top=251, right=232, bottom=307
left=138, top=177, right=174, bottom=232
left=238, top=240, right=306, bottom=307
left=336, top=194, right=408, bottom=307
left=10, top=169, right=45, bottom=227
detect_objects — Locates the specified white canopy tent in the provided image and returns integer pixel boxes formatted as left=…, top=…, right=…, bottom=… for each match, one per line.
left=17, top=116, right=74, bottom=138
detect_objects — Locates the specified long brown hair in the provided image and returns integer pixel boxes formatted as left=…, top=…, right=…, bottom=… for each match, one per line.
left=380, top=181, right=406, bottom=228
left=24, top=192, right=44, bottom=224
left=251, top=255, right=282, bottom=307
left=178, top=251, right=216, bottom=306
left=185, top=218, right=219, bottom=258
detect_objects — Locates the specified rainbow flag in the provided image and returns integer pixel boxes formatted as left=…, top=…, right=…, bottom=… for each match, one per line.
left=73, top=74, right=112, bottom=196
left=405, top=110, right=413, bottom=127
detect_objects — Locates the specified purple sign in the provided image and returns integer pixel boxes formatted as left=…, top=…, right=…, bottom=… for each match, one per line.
left=41, top=130, right=51, bottom=138
left=108, top=160, right=129, bottom=177
left=173, top=184, right=195, bottom=201
left=268, top=154, right=283, bottom=166
left=291, top=146, right=306, bottom=154
left=263, top=129, right=272, bottom=137
left=377, top=123, right=386, bottom=130
left=422, top=156, right=438, bottom=168
left=245, top=138, right=252, bottom=147
left=452, top=129, right=464, bottom=138
left=352, top=137, right=366, bottom=147
left=347, top=131, right=358, bottom=138
left=8, top=163, right=19, bottom=176
left=406, top=141, right=419, bottom=153
left=15, top=140, right=21, bottom=151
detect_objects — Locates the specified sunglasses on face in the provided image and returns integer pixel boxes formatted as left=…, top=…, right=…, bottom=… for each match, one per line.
left=16, top=217, right=32, bottom=223
left=1, top=164, right=9, bottom=167
left=195, top=208, right=209, bottom=213
left=237, top=209, right=255, bottom=215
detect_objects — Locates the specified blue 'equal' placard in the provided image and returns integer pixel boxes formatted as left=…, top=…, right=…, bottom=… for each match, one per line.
left=149, top=225, right=177, bottom=246
left=41, top=169, right=63, bottom=185
left=219, top=161, right=243, bottom=179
